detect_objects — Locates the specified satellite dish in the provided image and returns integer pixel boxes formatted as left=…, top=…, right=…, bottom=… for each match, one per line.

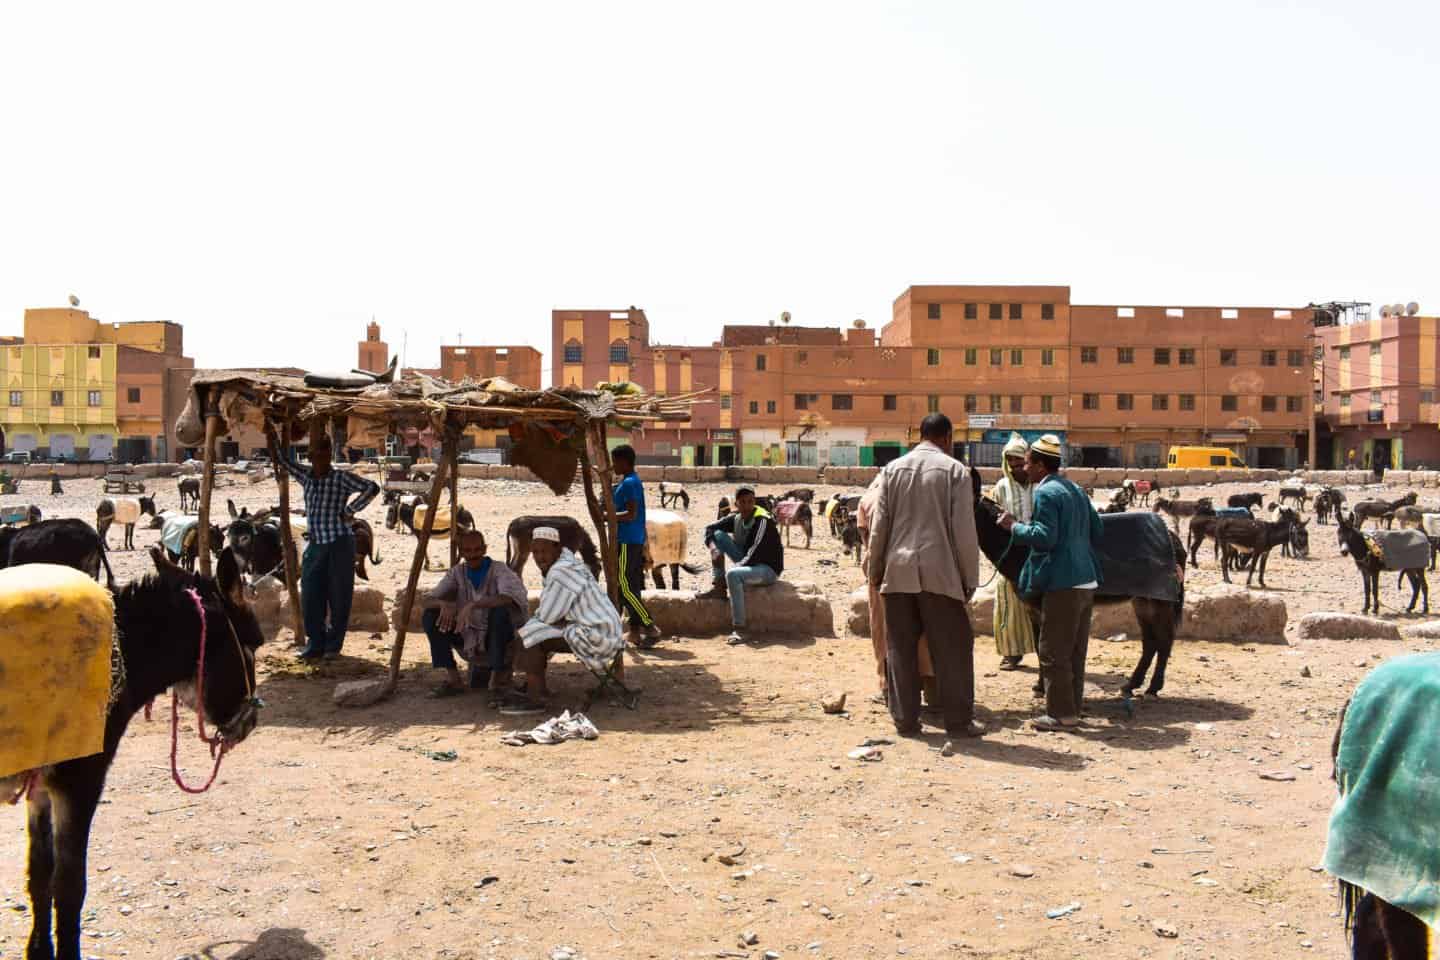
left=1380, top=304, right=1391, bottom=317
left=68, top=294, right=80, bottom=307
left=852, top=318, right=866, bottom=329
left=1394, top=304, right=1407, bottom=317
left=780, top=311, right=791, bottom=325
left=768, top=317, right=776, bottom=326
left=1407, top=302, right=1420, bottom=316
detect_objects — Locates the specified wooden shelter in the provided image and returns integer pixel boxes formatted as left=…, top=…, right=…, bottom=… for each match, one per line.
left=175, top=370, right=701, bottom=703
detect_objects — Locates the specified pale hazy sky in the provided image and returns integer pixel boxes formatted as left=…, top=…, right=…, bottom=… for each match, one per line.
left=1, top=2, right=1435, bottom=379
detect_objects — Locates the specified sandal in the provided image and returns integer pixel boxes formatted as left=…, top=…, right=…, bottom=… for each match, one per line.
left=998, top=659, right=1020, bottom=671
left=1031, top=715, right=1080, bottom=732
left=500, top=696, right=548, bottom=716
left=427, top=684, right=465, bottom=699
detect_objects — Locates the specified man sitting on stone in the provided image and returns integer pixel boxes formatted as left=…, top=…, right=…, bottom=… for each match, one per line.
left=420, top=528, right=530, bottom=702
left=513, top=527, right=625, bottom=712
left=699, top=486, right=784, bottom=646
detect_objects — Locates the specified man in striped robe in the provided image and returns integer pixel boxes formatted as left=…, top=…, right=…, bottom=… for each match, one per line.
left=514, top=527, right=624, bottom=707
left=993, top=433, right=1039, bottom=672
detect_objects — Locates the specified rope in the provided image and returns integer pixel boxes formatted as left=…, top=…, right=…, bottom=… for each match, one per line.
left=169, top=587, right=230, bottom=794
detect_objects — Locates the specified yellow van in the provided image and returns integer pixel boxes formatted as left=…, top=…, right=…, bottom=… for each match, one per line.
left=1167, top=446, right=1246, bottom=469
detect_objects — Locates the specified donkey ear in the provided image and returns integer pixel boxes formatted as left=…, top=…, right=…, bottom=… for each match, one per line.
left=216, top=547, right=247, bottom=606
left=227, top=499, right=238, bottom=518
left=150, top=545, right=179, bottom=574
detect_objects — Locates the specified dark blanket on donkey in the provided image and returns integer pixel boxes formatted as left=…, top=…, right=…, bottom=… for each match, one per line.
left=1095, top=512, right=1181, bottom=604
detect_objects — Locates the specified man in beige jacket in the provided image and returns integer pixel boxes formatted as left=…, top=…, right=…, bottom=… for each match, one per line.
left=867, top=412, right=984, bottom=739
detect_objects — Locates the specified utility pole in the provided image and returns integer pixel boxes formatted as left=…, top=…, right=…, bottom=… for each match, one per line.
left=1307, top=326, right=1319, bottom=468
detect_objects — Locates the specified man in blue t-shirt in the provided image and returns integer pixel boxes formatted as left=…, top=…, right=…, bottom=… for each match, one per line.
left=611, top=444, right=662, bottom=647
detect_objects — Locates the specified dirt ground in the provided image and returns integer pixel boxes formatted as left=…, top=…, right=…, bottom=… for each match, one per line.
left=3, top=470, right=1435, bottom=959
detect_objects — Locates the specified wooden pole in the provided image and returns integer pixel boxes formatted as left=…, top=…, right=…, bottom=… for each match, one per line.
left=448, top=442, right=461, bottom=568
left=385, top=438, right=452, bottom=688
left=197, top=394, right=221, bottom=578
left=267, top=421, right=306, bottom=645
left=580, top=426, right=620, bottom=607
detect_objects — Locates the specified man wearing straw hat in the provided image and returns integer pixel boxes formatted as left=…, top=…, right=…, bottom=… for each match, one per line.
left=992, top=432, right=1038, bottom=673
left=998, top=434, right=1103, bottom=731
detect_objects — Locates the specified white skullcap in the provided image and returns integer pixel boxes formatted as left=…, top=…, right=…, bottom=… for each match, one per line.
left=532, top=527, right=561, bottom=543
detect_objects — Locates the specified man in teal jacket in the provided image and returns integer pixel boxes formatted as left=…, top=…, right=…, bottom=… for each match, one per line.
left=997, top=434, right=1103, bottom=730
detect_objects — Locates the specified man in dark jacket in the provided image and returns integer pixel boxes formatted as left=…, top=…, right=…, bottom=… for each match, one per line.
left=998, top=434, right=1103, bottom=731
left=700, top=486, right=784, bottom=645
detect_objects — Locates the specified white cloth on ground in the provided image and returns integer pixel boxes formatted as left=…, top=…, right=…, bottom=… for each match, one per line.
left=499, top=710, right=600, bottom=747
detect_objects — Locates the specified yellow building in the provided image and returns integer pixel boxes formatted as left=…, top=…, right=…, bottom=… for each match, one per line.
left=1, top=308, right=191, bottom=461
left=0, top=340, right=119, bottom=459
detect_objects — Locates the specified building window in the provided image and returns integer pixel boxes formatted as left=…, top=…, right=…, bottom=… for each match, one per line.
left=794, top=393, right=817, bottom=410
left=1287, top=395, right=1302, bottom=412
left=964, top=348, right=977, bottom=366
left=1117, top=393, right=1134, bottom=411
left=927, top=303, right=941, bottom=320
left=766, top=400, right=776, bottom=413
left=609, top=341, right=630, bottom=364
left=1010, top=349, right=1023, bottom=366
left=797, top=351, right=808, bottom=364
left=1117, top=347, right=1134, bottom=364
left=964, top=303, right=977, bottom=320
left=988, top=303, right=1002, bottom=320
left=50, top=390, right=63, bottom=406
left=1340, top=393, right=1351, bottom=408
left=87, top=345, right=101, bottom=359
left=1315, top=390, right=1324, bottom=404
left=1339, top=346, right=1350, bottom=360
left=832, top=394, right=853, bottom=411
left=883, top=394, right=897, bottom=411
left=756, top=354, right=767, bottom=371
left=126, top=387, right=140, bottom=403
left=1080, top=346, right=1098, bottom=364
left=989, top=394, right=1002, bottom=413
left=1041, top=349, right=1054, bottom=366
left=1261, top=395, right=1277, bottom=412
left=989, top=348, right=1002, bottom=366
left=1179, top=348, right=1196, bottom=365
left=1220, top=349, right=1237, bottom=366
left=8, top=390, right=21, bottom=406
left=1371, top=389, right=1382, bottom=405
left=964, top=395, right=976, bottom=413
left=1008, top=303, right=1022, bottom=320
left=928, top=395, right=940, bottom=413
left=748, top=400, right=759, bottom=414
left=720, top=394, right=732, bottom=410
left=1009, top=395, right=1022, bottom=414
left=1041, top=303, right=1055, bottom=320
left=1422, top=390, right=1436, bottom=405
left=1261, top=350, right=1277, bottom=367
left=1314, top=345, right=1324, bottom=361
left=1153, top=394, right=1169, bottom=411
left=563, top=340, right=583, bottom=363
left=1287, top=349, right=1305, bottom=367
left=1154, top=348, right=1171, bottom=365
left=1040, top=395, right=1053, bottom=413
left=87, top=390, right=101, bottom=407
left=1371, top=342, right=1382, bottom=358
left=1221, top=395, right=1238, bottom=412
left=1179, top=394, right=1196, bottom=411
left=927, top=348, right=941, bottom=366
left=1082, top=393, right=1099, bottom=410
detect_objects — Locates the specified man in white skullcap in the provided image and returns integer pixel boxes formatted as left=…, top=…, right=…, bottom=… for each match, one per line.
left=512, top=526, right=624, bottom=711
left=992, top=433, right=1038, bottom=671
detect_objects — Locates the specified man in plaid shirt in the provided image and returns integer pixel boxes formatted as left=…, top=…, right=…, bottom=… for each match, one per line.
left=268, top=426, right=380, bottom=660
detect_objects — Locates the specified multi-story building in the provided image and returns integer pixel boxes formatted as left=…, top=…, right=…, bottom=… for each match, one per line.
left=1314, top=302, right=1440, bottom=471
left=553, top=287, right=1314, bottom=468
left=1, top=307, right=193, bottom=461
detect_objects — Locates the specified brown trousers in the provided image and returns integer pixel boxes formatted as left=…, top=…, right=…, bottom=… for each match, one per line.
left=883, top=591, right=974, bottom=737
left=1037, top=588, right=1094, bottom=720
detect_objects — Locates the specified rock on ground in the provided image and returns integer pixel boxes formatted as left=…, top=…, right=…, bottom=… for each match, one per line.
left=1296, top=611, right=1402, bottom=641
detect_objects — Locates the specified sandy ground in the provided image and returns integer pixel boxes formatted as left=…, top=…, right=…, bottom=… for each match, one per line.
left=3, top=470, right=1436, bottom=959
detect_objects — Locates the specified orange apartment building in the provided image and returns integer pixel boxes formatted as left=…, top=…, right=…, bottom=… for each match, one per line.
left=1314, top=302, right=1440, bottom=472
left=552, top=287, right=1315, bottom=469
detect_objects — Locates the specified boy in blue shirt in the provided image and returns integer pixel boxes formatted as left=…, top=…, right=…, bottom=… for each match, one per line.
left=611, top=445, right=663, bottom=647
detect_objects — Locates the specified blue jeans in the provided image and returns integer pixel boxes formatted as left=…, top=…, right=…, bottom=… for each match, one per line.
left=300, top=536, right=356, bottom=655
left=710, top=530, right=777, bottom=628
left=423, top=606, right=517, bottom=685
